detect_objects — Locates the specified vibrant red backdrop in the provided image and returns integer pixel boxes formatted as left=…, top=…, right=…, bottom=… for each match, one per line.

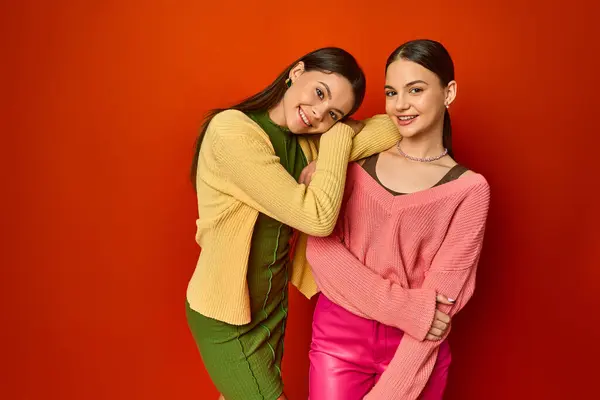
left=3, top=0, right=599, bottom=399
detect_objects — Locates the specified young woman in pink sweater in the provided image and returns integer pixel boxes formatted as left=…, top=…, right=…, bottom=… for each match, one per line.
left=304, top=40, right=491, bottom=399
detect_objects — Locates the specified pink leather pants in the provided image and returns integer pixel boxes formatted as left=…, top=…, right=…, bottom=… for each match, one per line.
left=309, top=294, right=451, bottom=400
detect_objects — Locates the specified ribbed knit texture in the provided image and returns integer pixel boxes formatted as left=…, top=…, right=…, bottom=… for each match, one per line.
left=306, top=163, right=490, bottom=399
left=187, top=110, right=401, bottom=325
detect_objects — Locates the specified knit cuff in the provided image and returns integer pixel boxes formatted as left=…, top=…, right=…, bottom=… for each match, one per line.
left=401, top=288, right=437, bottom=342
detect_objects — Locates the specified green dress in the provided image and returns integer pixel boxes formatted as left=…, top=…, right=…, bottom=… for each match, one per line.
left=186, top=111, right=308, bottom=400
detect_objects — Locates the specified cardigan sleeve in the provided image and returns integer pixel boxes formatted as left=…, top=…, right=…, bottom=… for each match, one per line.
left=349, top=115, right=400, bottom=161
left=303, top=114, right=401, bottom=161
left=365, top=181, right=490, bottom=400
left=207, top=110, right=353, bottom=237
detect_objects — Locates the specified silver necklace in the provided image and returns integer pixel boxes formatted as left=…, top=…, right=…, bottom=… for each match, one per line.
left=396, top=141, right=448, bottom=162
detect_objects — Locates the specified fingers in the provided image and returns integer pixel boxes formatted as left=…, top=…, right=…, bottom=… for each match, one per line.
left=298, top=169, right=307, bottom=184
left=426, top=326, right=446, bottom=341
left=344, top=119, right=365, bottom=135
left=434, top=309, right=451, bottom=324
left=426, top=333, right=442, bottom=341
left=431, top=318, right=448, bottom=332
left=300, top=171, right=313, bottom=185
left=306, top=173, right=313, bottom=185
left=436, top=294, right=456, bottom=305
left=429, top=327, right=444, bottom=337
left=426, top=310, right=452, bottom=341
left=299, top=161, right=317, bottom=185
left=298, top=166, right=311, bottom=185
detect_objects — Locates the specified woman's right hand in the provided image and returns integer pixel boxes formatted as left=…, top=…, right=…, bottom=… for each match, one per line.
left=425, top=294, right=454, bottom=341
left=299, top=161, right=317, bottom=186
left=343, top=118, right=364, bottom=135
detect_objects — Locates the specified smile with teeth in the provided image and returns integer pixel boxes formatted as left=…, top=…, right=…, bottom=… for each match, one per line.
left=398, top=115, right=417, bottom=120
left=299, top=107, right=312, bottom=127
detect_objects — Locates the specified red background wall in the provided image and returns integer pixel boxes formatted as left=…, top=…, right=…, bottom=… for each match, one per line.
left=3, top=0, right=599, bottom=399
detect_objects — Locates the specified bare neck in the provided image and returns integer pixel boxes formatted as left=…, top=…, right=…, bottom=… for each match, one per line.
left=397, top=126, right=445, bottom=159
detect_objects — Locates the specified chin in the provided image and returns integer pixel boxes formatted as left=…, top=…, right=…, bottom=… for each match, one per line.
left=400, top=132, right=425, bottom=141
left=396, top=126, right=420, bottom=138
left=287, top=122, right=306, bottom=134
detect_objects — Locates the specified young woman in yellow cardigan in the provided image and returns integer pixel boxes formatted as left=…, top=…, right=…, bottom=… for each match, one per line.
left=186, top=47, right=400, bottom=400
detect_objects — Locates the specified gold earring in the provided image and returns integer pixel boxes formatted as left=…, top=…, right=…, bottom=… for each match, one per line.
left=285, top=78, right=292, bottom=88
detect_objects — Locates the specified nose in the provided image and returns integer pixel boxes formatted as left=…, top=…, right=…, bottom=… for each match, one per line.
left=395, top=93, right=410, bottom=111
left=311, top=104, right=325, bottom=121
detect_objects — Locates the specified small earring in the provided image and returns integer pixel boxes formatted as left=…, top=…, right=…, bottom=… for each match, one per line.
left=445, top=103, right=449, bottom=109
left=285, top=78, right=292, bottom=88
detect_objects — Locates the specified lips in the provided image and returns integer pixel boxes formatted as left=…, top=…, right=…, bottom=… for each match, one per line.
left=298, top=107, right=312, bottom=127
left=396, top=115, right=418, bottom=126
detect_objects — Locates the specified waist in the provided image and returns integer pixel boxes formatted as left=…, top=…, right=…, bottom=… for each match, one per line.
left=313, top=294, right=402, bottom=334
left=311, top=294, right=450, bottom=359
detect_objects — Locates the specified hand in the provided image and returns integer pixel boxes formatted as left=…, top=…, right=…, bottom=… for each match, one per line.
left=425, top=294, right=454, bottom=341
left=298, top=161, right=317, bottom=186
left=343, top=118, right=365, bottom=135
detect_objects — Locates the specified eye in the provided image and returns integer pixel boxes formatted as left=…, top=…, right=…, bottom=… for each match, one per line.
left=409, top=87, right=423, bottom=94
left=316, top=88, right=324, bottom=99
left=329, top=111, right=339, bottom=121
left=385, top=90, right=397, bottom=97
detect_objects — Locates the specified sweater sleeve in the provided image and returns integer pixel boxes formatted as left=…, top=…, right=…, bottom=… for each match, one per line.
left=207, top=110, right=354, bottom=237
left=306, top=232, right=437, bottom=341
left=303, top=114, right=401, bottom=162
left=349, top=115, right=400, bottom=161
left=365, top=181, right=490, bottom=400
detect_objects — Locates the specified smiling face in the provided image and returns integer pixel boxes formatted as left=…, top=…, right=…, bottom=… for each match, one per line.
left=281, top=63, right=356, bottom=134
left=384, top=58, right=456, bottom=138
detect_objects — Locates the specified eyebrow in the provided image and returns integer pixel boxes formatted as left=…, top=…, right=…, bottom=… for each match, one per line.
left=384, top=80, right=429, bottom=90
left=318, top=81, right=345, bottom=118
left=405, top=80, right=428, bottom=87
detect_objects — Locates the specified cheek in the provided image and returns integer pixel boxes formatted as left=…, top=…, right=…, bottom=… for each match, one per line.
left=415, top=95, right=436, bottom=113
left=285, top=84, right=307, bottom=106
left=385, top=98, right=395, bottom=115
left=295, top=84, right=316, bottom=104
left=287, top=87, right=301, bottom=104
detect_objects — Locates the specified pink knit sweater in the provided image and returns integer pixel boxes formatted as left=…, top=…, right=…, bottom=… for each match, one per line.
left=306, top=162, right=490, bottom=399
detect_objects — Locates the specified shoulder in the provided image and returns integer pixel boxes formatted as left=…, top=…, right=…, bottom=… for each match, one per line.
left=460, top=169, right=487, bottom=187
left=455, top=166, right=488, bottom=190
left=210, top=109, right=258, bottom=131
left=441, top=163, right=489, bottom=200
left=207, top=109, right=271, bottom=148
left=461, top=172, right=490, bottom=207
left=201, top=110, right=275, bottom=163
